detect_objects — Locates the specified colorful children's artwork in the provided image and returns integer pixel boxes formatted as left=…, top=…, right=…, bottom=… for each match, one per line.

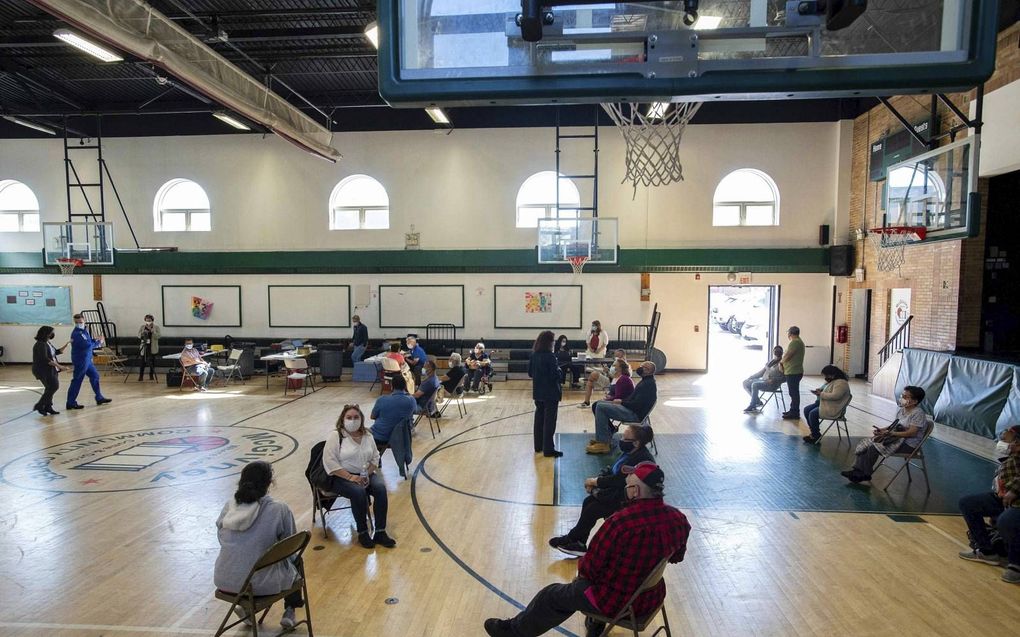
left=524, top=291, right=552, bottom=313
left=191, top=296, right=214, bottom=320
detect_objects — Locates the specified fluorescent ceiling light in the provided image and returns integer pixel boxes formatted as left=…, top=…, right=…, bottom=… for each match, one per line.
left=212, top=111, right=251, bottom=130
left=365, top=21, right=379, bottom=49
left=2, top=115, right=56, bottom=135
left=53, top=29, right=123, bottom=62
left=694, top=16, right=722, bottom=30
left=425, top=107, right=450, bottom=125
left=646, top=102, right=670, bottom=120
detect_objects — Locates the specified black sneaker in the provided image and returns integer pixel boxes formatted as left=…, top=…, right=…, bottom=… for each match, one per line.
left=548, top=535, right=571, bottom=549
left=373, top=531, right=396, bottom=548
left=484, top=618, right=515, bottom=637
left=556, top=540, right=587, bottom=557
left=66, top=404, right=84, bottom=410
left=96, top=398, right=112, bottom=405
left=802, top=435, right=820, bottom=444
left=782, top=412, right=800, bottom=420
left=358, top=532, right=375, bottom=549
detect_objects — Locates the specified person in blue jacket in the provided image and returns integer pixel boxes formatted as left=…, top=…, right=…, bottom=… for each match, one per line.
left=66, top=313, right=112, bottom=409
left=529, top=330, right=563, bottom=458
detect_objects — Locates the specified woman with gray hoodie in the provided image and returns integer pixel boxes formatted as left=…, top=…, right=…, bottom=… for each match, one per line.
left=214, top=461, right=304, bottom=628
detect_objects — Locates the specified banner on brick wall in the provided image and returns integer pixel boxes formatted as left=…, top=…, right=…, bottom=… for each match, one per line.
left=889, top=288, right=911, bottom=338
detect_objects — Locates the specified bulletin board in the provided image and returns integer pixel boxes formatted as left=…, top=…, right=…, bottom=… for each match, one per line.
left=0, top=285, right=73, bottom=325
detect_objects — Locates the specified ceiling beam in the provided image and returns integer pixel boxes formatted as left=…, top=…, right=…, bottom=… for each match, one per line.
left=12, top=7, right=375, bottom=24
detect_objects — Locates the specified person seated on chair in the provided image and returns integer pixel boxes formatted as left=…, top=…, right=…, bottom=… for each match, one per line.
left=741, top=345, right=785, bottom=413
left=549, top=425, right=655, bottom=558
left=579, top=349, right=627, bottom=408
left=589, top=359, right=636, bottom=416
left=404, top=334, right=427, bottom=385
left=413, top=359, right=441, bottom=418
left=439, top=352, right=466, bottom=396
left=484, top=462, right=690, bottom=637
left=321, top=405, right=395, bottom=549
left=957, top=425, right=1020, bottom=585
left=370, top=375, right=417, bottom=448
left=214, top=460, right=306, bottom=629
left=555, top=334, right=580, bottom=387
left=385, top=341, right=406, bottom=366
left=180, top=338, right=214, bottom=391
left=841, top=385, right=927, bottom=484
left=465, top=342, right=492, bottom=393
left=588, top=362, right=658, bottom=455
left=802, top=365, right=852, bottom=443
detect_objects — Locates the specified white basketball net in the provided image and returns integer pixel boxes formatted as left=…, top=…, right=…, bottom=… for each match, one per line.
left=567, top=255, right=589, bottom=275
left=868, top=231, right=912, bottom=273
left=601, top=101, right=701, bottom=196
left=56, top=258, right=81, bottom=276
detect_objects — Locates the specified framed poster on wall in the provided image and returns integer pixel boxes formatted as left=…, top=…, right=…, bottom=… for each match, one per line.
left=493, top=285, right=583, bottom=329
left=161, top=285, right=242, bottom=328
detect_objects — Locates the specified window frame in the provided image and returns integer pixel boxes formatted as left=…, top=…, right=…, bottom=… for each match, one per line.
left=712, top=169, right=780, bottom=227
left=153, top=179, right=211, bottom=233
left=515, top=171, right=581, bottom=229
left=0, top=180, right=41, bottom=233
left=329, top=175, right=390, bottom=231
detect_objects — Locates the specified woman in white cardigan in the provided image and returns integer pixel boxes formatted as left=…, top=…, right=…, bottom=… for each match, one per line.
left=802, top=365, right=852, bottom=443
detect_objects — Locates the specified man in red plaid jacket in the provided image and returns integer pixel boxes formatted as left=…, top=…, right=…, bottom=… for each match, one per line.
left=485, top=462, right=690, bottom=637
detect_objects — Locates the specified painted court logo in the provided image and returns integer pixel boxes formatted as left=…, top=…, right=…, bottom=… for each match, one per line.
left=1, top=426, right=297, bottom=493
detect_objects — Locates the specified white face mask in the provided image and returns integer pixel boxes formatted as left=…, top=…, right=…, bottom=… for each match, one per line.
left=75, top=322, right=85, bottom=328
left=591, top=325, right=598, bottom=332
left=145, top=321, right=153, bottom=325
left=185, top=344, right=194, bottom=349
left=343, top=418, right=362, bottom=433
left=996, top=440, right=1012, bottom=457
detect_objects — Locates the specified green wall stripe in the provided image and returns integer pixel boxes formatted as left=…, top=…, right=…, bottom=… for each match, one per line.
left=0, top=248, right=831, bottom=274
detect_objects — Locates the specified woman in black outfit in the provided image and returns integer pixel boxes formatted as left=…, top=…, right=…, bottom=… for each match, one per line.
left=554, top=334, right=579, bottom=387
left=32, top=325, right=66, bottom=416
left=528, top=330, right=562, bottom=458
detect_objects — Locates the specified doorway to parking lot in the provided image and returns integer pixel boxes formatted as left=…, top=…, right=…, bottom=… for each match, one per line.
left=707, top=285, right=780, bottom=376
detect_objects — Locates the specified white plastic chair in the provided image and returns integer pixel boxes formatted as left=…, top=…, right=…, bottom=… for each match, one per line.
left=284, top=358, right=315, bottom=396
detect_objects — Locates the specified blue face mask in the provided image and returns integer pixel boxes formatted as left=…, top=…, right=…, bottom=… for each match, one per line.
left=618, top=440, right=636, bottom=454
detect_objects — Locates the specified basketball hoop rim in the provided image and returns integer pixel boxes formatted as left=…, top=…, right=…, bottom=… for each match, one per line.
left=868, top=226, right=927, bottom=241
left=56, top=258, right=85, bottom=266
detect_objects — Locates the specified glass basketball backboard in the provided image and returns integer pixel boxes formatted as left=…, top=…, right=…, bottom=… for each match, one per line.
left=538, top=216, right=618, bottom=264
left=378, top=0, right=997, bottom=107
left=43, top=222, right=115, bottom=265
left=882, top=137, right=976, bottom=240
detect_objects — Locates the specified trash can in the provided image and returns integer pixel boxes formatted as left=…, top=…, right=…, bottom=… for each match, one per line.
left=318, top=343, right=344, bottom=382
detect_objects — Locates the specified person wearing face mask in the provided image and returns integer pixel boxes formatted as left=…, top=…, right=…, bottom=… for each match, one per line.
left=404, top=335, right=427, bottom=386
left=65, top=313, right=110, bottom=410
left=587, top=361, right=658, bottom=455
left=741, top=345, right=784, bottom=414
left=841, top=385, right=927, bottom=483
left=555, top=334, right=581, bottom=388
left=549, top=425, right=655, bottom=558
left=320, top=405, right=395, bottom=549
left=32, top=325, right=68, bottom=416
left=485, top=462, right=689, bottom=637
left=957, top=425, right=1020, bottom=584
left=801, top=365, right=852, bottom=444
left=465, top=342, right=492, bottom=393
left=137, top=314, right=160, bottom=381
left=578, top=349, right=627, bottom=408
left=348, top=314, right=369, bottom=363
left=180, top=338, right=214, bottom=391
left=584, top=320, right=608, bottom=359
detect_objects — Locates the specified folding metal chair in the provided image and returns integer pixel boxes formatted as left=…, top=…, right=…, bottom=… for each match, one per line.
left=213, top=531, right=313, bottom=637
left=304, top=441, right=372, bottom=539
left=760, top=387, right=786, bottom=413
left=178, top=359, right=202, bottom=392
left=413, top=397, right=442, bottom=439
left=581, top=556, right=674, bottom=637
left=816, top=399, right=853, bottom=445
left=283, top=358, right=315, bottom=396
left=217, top=348, right=247, bottom=385
left=437, top=375, right=468, bottom=418
left=873, top=416, right=935, bottom=493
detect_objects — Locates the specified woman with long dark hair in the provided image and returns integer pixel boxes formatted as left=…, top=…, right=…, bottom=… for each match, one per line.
left=529, top=330, right=562, bottom=457
left=214, top=461, right=305, bottom=629
left=802, top=364, right=852, bottom=443
left=32, top=325, right=66, bottom=416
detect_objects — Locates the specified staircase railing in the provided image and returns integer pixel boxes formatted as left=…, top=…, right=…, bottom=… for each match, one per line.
left=878, top=315, right=913, bottom=368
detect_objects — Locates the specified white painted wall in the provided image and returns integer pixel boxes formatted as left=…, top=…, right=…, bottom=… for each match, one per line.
left=971, top=79, right=1020, bottom=177
left=0, top=271, right=835, bottom=367
left=0, top=121, right=844, bottom=252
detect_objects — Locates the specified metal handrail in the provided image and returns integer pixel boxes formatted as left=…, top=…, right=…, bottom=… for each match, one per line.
left=878, top=315, right=913, bottom=367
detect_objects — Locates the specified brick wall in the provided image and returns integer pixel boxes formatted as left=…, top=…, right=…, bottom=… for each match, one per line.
left=843, top=23, right=1019, bottom=378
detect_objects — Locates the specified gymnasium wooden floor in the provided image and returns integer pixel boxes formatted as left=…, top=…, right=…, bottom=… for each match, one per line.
left=0, top=366, right=1017, bottom=637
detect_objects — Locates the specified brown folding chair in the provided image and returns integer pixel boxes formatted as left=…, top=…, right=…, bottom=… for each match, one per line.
left=213, top=531, right=313, bottom=637
left=873, top=416, right=935, bottom=493
left=581, top=556, right=674, bottom=637
left=816, top=398, right=853, bottom=445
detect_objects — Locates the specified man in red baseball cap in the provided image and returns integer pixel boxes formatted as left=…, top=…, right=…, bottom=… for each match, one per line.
left=958, top=424, right=1020, bottom=584
left=484, top=461, right=690, bottom=637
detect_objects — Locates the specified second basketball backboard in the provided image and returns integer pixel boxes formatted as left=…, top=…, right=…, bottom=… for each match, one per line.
left=538, top=217, right=618, bottom=265
left=43, top=222, right=115, bottom=266
left=379, top=0, right=998, bottom=107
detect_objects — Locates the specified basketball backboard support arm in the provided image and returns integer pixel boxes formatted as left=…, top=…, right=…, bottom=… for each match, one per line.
left=378, top=0, right=998, bottom=107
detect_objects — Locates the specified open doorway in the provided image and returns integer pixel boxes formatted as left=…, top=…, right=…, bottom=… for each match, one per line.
left=707, top=285, right=780, bottom=376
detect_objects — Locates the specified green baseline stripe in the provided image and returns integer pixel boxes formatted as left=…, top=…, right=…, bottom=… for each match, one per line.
left=0, top=248, right=830, bottom=274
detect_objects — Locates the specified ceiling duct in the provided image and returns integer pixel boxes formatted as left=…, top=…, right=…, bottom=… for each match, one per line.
left=28, top=0, right=341, bottom=162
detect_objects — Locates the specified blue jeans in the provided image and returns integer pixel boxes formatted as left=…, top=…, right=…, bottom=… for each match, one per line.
left=804, top=402, right=821, bottom=436
left=352, top=344, right=366, bottom=362
left=67, top=360, right=103, bottom=406
left=594, top=401, right=639, bottom=443
left=959, top=492, right=1020, bottom=565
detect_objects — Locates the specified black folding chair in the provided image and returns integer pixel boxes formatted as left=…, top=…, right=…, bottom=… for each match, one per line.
left=304, top=441, right=372, bottom=538
left=608, top=400, right=658, bottom=456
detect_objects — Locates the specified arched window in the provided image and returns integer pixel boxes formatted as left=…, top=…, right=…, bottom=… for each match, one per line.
left=886, top=165, right=946, bottom=228
left=329, top=175, right=389, bottom=230
left=516, top=171, right=581, bottom=228
left=712, top=169, right=780, bottom=227
left=0, top=180, right=40, bottom=232
left=154, top=179, right=210, bottom=231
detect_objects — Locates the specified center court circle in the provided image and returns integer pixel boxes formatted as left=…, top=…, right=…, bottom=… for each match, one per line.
left=0, top=425, right=298, bottom=493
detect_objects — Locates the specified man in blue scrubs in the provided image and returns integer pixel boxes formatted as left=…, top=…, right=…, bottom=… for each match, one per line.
left=66, top=313, right=112, bottom=409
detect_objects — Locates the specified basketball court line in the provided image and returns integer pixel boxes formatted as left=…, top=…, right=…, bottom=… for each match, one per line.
left=0, top=621, right=346, bottom=637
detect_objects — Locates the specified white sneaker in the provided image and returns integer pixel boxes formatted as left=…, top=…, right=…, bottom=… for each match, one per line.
left=233, top=607, right=253, bottom=626
left=280, top=606, right=297, bottom=628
